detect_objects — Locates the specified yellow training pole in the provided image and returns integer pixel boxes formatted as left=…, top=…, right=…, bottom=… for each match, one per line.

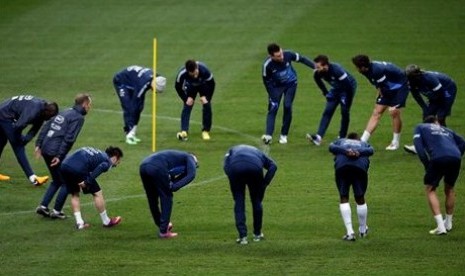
left=152, top=38, right=157, bottom=152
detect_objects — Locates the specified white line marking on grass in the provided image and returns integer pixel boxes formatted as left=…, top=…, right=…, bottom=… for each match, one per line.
left=0, top=175, right=226, bottom=217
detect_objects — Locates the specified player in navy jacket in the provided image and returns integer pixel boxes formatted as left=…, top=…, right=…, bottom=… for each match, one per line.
left=412, top=116, right=465, bottom=235
left=406, top=64, right=457, bottom=126
left=175, top=60, right=215, bottom=141
left=352, top=55, right=409, bottom=150
left=223, top=145, right=277, bottom=244
left=403, top=65, right=457, bottom=154
left=307, top=55, right=357, bottom=146
left=140, top=150, right=198, bottom=238
left=60, top=146, right=123, bottom=230
left=261, top=43, right=314, bottom=145
left=35, top=93, right=92, bottom=219
left=0, top=95, right=58, bottom=185
left=329, top=132, right=374, bottom=241
left=113, top=65, right=166, bottom=145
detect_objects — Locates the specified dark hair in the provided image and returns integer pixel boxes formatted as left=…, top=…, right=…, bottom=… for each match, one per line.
left=105, top=146, right=123, bottom=158
left=75, top=93, right=92, bottom=105
left=43, top=102, right=59, bottom=119
left=347, top=132, right=359, bottom=140
left=423, top=115, right=438, bottom=124
left=352, top=55, right=371, bottom=68
left=267, top=43, right=281, bottom=55
left=314, top=54, right=329, bottom=65
left=185, top=60, right=197, bottom=73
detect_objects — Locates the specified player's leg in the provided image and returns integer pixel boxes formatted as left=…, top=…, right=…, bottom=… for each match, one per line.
left=339, top=89, right=355, bottom=139
left=443, top=157, right=461, bottom=231
left=157, top=182, right=174, bottom=235
left=248, top=170, right=266, bottom=240
left=37, top=155, right=60, bottom=217
left=199, top=80, right=215, bottom=138
left=263, top=88, right=283, bottom=143
left=280, top=84, right=297, bottom=138
left=315, top=92, right=338, bottom=140
left=89, top=181, right=121, bottom=228
left=180, top=91, right=197, bottom=135
left=140, top=164, right=162, bottom=228
left=336, top=167, right=355, bottom=240
left=228, top=170, right=248, bottom=242
left=353, top=168, right=368, bottom=237
left=4, top=125, right=37, bottom=183
left=360, top=104, right=387, bottom=143
left=424, top=161, right=447, bottom=235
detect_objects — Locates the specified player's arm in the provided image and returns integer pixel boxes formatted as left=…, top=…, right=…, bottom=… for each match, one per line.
left=171, top=157, right=197, bottom=191
left=292, top=52, right=315, bottom=69
left=262, top=155, right=277, bottom=186
left=175, top=74, right=188, bottom=102
left=57, top=117, right=84, bottom=161
left=413, top=128, right=429, bottom=168
left=23, top=120, right=43, bottom=144
left=410, top=88, right=428, bottom=111
left=358, top=143, right=374, bottom=156
left=452, top=132, right=465, bottom=156
left=313, top=71, right=328, bottom=96
left=87, top=162, right=111, bottom=184
left=329, top=140, right=347, bottom=155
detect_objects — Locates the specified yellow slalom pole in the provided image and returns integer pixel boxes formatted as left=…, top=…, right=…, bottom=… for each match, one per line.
left=152, top=38, right=157, bottom=152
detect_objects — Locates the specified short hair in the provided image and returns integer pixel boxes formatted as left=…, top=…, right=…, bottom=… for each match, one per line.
left=352, top=55, right=371, bottom=68
left=424, top=115, right=438, bottom=124
left=185, top=60, right=197, bottom=73
left=314, top=54, right=329, bottom=65
left=347, top=132, right=359, bottom=140
left=43, top=102, right=59, bottom=119
left=405, top=64, right=422, bottom=77
left=267, top=43, right=281, bottom=55
left=74, top=93, right=92, bottom=105
left=105, top=146, right=123, bottom=158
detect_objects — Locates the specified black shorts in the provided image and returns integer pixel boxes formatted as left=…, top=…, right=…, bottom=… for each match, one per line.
left=424, top=157, right=461, bottom=187
left=335, top=166, right=368, bottom=198
left=61, top=164, right=101, bottom=195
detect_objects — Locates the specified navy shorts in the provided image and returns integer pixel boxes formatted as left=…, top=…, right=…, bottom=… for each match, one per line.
left=61, top=164, right=101, bottom=195
left=426, top=91, right=456, bottom=119
left=335, top=166, right=368, bottom=198
left=424, top=157, right=461, bottom=187
left=376, top=85, right=409, bottom=108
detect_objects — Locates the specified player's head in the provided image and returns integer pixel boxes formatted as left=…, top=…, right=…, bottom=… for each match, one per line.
left=185, top=60, right=199, bottom=78
left=405, top=64, right=422, bottom=80
left=423, top=115, right=439, bottom=124
left=105, top=146, right=124, bottom=167
left=314, top=54, right=330, bottom=72
left=347, top=132, right=360, bottom=140
left=352, top=54, right=371, bottom=73
left=75, top=93, right=92, bottom=113
left=42, top=102, right=59, bottom=120
left=267, top=43, right=284, bottom=62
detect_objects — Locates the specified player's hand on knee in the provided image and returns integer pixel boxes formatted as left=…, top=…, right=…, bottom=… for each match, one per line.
left=186, top=97, right=194, bottom=106
left=200, top=96, right=208, bottom=104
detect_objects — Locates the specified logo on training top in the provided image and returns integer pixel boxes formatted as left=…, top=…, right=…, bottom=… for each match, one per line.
left=54, top=115, right=65, bottom=124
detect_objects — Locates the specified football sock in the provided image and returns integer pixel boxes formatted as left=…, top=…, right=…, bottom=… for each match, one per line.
left=361, top=131, right=370, bottom=143
left=392, top=133, right=400, bottom=144
left=74, top=212, right=84, bottom=225
left=434, top=214, right=446, bottom=231
left=339, top=203, right=354, bottom=235
left=445, top=214, right=453, bottom=229
left=357, top=203, right=368, bottom=233
left=100, top=210, right=111, bottom=225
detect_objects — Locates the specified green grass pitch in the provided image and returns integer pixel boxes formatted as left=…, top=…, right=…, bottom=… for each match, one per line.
left=1, top=0, right=464, bottom=274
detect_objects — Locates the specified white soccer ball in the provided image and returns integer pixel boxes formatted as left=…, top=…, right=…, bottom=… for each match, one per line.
left=155, top=76, right=167, bottom=93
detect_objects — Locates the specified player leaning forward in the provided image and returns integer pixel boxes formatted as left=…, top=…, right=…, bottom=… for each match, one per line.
left=113, top=65, right=167, bottom=145
left=412, top=116, right=465, bottom=235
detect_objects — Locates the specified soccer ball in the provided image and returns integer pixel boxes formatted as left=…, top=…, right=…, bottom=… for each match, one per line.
left=155, top=76, right=167, bottom=93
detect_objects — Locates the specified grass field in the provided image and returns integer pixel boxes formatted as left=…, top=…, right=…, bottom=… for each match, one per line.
left=1, top=0, right=464, bottom=275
